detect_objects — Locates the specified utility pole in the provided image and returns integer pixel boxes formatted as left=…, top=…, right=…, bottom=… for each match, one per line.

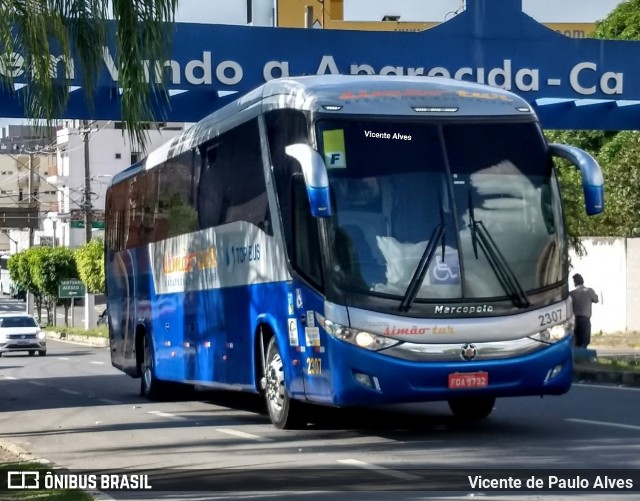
left=27, top=151, right=35, bottom=247
left=82, top=120, right=92, bottom=243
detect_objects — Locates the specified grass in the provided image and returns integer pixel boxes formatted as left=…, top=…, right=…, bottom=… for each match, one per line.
left=593, top=357, right=640, bottom=373
left=43, top=325, right=108, bottom=338
left=0, top=462, right=93, bottom=500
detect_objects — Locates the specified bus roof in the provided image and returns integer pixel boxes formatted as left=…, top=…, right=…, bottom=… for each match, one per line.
left=111, top=75, right=534, bottom=185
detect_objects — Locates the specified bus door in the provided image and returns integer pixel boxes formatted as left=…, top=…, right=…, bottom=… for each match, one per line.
left=293, top=284, right=332, bottom=402
left=290, top=177, right=332, bottom=402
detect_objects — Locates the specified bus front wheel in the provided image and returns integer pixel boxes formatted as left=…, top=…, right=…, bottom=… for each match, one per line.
left=448, top=396, right=495, bottom=421
left=264, top=338, right=306, bottom=429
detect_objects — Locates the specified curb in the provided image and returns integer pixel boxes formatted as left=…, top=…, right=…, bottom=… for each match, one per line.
left=573, top=364, right=640, bottom=387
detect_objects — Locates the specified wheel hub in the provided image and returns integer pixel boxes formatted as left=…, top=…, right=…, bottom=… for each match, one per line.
left=266, top=355, right=284, bottom=412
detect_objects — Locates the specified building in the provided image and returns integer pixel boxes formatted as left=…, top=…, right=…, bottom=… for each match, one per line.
left=0, top=124, right=55, bottom=153
left=0, top=124, right=58, bottom=252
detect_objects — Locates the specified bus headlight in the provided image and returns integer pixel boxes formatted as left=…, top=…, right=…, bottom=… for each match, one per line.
left=316, top=313, right=400, bottom=351
left=529, top=318, right=574, bottom=344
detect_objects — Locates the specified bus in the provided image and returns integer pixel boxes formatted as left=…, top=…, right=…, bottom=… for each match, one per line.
left=1, top=254, right=25, bottom=300
left=0, top=255, right=12, bottom=296
left=104, top=75, right=604, bottom=429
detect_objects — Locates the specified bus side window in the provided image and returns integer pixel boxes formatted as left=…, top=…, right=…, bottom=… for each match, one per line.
left=157, top=154, right=198, bottom=238
left=197, top=119, right=271, bottom=233
left=197, top=145, right=225, bottom=229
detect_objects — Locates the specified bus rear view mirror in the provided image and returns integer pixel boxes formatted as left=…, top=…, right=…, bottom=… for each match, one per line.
left=549, top=143, right=604, bottom=216
left=285, top=143, right=332, bottom=217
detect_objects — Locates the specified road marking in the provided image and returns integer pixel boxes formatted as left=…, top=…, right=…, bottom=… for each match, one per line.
left=567, top=418, right=640, bottom=431
left=90, top=361, right=104, bottom=365
left=59, top=388, right=81, bottom=395
left=98, top=398, right=122, bottom=405
left=337, top=459, right=422, bottom=480
left=58, top=357, right=69, bottom=360
left=147, top=410, right=183, bottom=420
left=3, top=376, right=17, bottom=380
left=214, top=428, right=272, bottom=442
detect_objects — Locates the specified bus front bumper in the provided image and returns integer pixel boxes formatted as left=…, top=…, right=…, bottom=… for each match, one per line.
left=320, top=336, right=573, bottom=407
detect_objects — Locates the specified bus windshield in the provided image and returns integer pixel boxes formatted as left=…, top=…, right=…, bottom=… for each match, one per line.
left=316, top=119, right=565, bottom=302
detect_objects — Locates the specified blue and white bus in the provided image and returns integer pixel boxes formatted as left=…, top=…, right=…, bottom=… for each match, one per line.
left=104, top=75, right=604, bottom=428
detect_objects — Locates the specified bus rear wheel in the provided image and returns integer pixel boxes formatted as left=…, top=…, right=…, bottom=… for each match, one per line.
left=140, top=335, right=170, bottom=400
left=448, top=396, right=495, bottom=421
left=264, top=338, right=305, bottom=429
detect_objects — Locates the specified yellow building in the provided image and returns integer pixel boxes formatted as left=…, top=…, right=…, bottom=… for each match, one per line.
left=276, top=0, right=595, bottom=38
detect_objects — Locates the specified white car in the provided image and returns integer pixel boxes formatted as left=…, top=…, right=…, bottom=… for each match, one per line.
left=0, top=313, right=47, bottom=357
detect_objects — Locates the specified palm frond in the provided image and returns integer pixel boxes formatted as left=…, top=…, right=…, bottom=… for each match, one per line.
left=0, top=0, right=179, bottom=150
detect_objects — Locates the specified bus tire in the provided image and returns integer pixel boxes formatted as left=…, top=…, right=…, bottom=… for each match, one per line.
left=448, top=396, right=495, bottom=421
left=264, top=337, right=305, bottom=429
left=140, top=334, right=169, bottom=400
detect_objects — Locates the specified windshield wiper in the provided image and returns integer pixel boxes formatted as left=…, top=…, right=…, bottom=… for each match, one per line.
left=468, top=191, right=531, bottom=309
left=399, top=204, right=446, bottom=312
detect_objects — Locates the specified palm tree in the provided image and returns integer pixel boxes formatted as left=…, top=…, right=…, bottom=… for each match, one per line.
left=0, top=0, right=178, bottom=148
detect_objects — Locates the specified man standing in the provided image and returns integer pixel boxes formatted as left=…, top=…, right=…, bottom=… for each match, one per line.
left=569, top=273, right=599, bottom=348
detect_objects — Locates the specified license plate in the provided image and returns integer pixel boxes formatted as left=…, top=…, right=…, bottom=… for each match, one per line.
left=17, top=340, right=29, bottom=345
left=448, top=371, right=489, bottom=389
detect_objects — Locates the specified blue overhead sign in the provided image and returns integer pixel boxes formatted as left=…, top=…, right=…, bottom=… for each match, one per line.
left=1, top=0, right=639, bottom=129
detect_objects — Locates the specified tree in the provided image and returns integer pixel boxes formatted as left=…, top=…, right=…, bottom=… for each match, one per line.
left=0, top=0, right=178, bottom=147
left=593, top=0, right=640, bottom=40
left=544, top=0, right=640, bottom=240
left=31, top=247, right=79, bottom=325
left=75, top=238, right=105, bottom=294
left=7, top=247, right=47, bottom=321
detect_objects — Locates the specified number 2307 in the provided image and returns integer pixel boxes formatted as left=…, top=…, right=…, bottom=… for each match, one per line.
left=306, top=357, right=322, bottom=375
left=538, top=309, right=563, bottom=327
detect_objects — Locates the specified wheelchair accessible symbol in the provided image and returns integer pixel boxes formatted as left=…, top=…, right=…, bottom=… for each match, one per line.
left=431, top=257, right=460, bottom=284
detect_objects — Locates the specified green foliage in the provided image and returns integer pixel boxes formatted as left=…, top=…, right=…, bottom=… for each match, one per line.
left=547, top=129, right=640, bottom=238
left=0, top=462, right=93, bottom=500
left=47, top=325, right=108, bottom=338
left=74, top=238, right=105, bottom=293
left=7, top=248, right=45, bottom=297
left=0, top=0, right=179, bottom=148
left=31, top=247, right=78, bottom=300
left=7, top=246, right=79, bottom=320
left=593, top=0, right=640, bottom=40
left=544, top=2, right=640, bottom=240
